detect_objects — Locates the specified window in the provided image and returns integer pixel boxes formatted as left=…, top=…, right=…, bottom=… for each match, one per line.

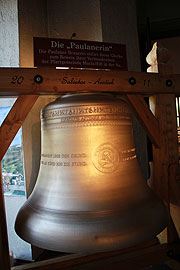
left=0, top=98, right=31, bottom=261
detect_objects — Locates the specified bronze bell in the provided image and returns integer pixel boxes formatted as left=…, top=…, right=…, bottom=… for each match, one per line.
left=15, top=92, right=168, bottom=253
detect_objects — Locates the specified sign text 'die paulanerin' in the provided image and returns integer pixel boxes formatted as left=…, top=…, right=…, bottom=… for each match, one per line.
left=33, top=37, right=128, bottom=70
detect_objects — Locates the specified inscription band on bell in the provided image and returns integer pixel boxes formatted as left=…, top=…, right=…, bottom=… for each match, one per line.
left=42, top=105, right=130, bottom=119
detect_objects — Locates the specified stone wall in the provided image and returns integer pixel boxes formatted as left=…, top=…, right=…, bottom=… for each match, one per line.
left=0, top=0, right=19, bottom=67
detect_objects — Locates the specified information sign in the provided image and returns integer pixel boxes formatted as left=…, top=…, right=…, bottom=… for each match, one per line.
left=34, top=37, right=128, bottom=70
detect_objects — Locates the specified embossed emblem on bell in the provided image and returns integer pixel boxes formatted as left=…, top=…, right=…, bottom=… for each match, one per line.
left=15, top=92, right=168, bottom=253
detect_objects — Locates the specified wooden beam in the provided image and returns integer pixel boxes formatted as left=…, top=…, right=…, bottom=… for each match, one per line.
left=126, top=94, right=160, bottom=148
left=0, top=95, right=39, bottom=161
left=11, top=241, right=180, bottom=270
left=0, top=163, right=10, bottom=270
left=0, top=67, right=180, bottom=96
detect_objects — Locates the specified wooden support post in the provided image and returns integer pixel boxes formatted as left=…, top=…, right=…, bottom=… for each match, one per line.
left=0, top=95, right=39, bottom=160
left=147, top=42, right=180, bottom=243
left=126, top=94, right=160, bottom=148
left=0, top=162, right=10, bottom=270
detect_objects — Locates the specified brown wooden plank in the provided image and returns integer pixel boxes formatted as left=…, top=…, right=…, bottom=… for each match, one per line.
left=11, top=241, right=180, bottom=270
left=126, top=94, right=160, bottom=148
left=0, top=67, right=180, bottom=96
left=0, top=95, right=39, bottom=161
left=147, top=42, right=180, bottom=243
left=150, top=93, right=180, bottom=244
left=0, top=163, right=10, bottom=270
left=12, top=239, right=159, bottom=270
left=152, top=94, right=179, bottom=194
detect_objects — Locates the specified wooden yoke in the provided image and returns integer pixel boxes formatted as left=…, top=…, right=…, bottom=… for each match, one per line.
left=147, top=42, right=180, bottom=243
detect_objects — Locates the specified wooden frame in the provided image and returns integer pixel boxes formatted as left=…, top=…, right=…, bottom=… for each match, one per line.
left=0, top=67, right=180, bottom=95
left=1, top=66, right=180, bottom=269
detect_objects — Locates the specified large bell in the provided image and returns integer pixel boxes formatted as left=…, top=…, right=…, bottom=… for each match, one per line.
left=15, top=92, right=168, bottom=253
